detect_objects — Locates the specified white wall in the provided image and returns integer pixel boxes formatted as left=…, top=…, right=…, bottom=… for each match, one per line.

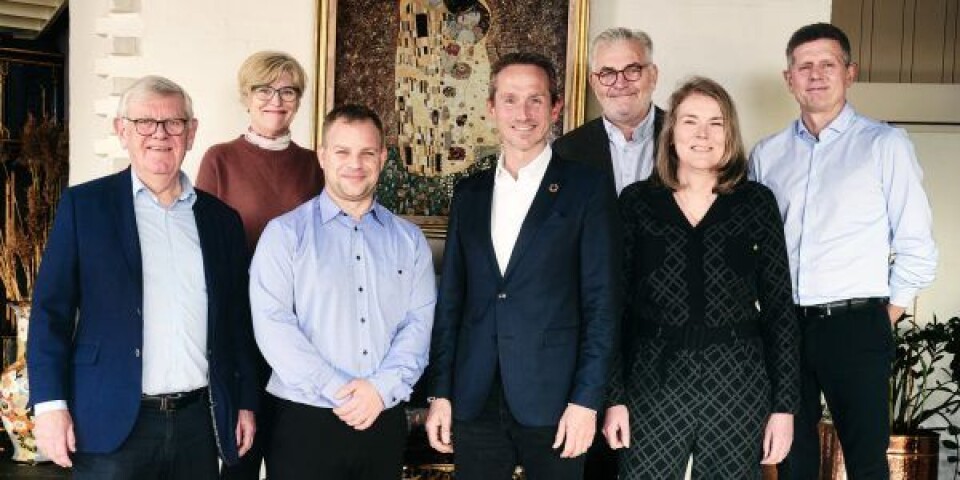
left=69, top=0, right=318, bottom=185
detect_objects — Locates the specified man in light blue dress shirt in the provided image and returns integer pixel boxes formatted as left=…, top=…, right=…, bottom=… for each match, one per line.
left=249, top=104, right=436, bottom=480
left=750, top=23, right=938, bottom=480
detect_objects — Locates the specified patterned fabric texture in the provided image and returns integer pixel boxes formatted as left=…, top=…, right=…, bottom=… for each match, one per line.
left=611, top=180, right=800, bottom=479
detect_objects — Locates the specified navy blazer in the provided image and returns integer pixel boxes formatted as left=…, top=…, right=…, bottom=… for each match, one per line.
left=27, top=169, right=259, bottom=466
left=553, top=107, right=666, bottom=194
left=428, top=155, right=622, bottom=426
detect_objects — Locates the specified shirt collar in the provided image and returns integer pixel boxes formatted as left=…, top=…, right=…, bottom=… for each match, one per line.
left=794, top=102, right=855, bottom=143
left=316, top=189, right=386, bottom=226
left=495, top=144, right=553, bottom=183
left=602, top=106, right=655, bottom=146
left=130, top=169, right=196, bottom=206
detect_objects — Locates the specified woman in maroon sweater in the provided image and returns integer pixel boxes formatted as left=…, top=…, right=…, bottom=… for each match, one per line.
left=197, top=51, right=323, bottom=253
left=196, top=51, right=323, bottom=480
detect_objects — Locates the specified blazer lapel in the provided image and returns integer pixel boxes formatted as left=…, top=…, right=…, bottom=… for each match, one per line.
left=112, top=168, right=143, bottom=291
left=587, top=120, right=616, bottom=187
left=466, top=171, right=502, bottom=280
left=192, top=194, right=220, bottom=332
left=503, top=156, right=563, bottom=280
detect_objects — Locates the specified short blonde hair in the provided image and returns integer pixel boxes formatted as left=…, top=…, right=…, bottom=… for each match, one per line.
left=237, top=51, right=307, bottom=101
left=652, top=76, right=747, bottom=194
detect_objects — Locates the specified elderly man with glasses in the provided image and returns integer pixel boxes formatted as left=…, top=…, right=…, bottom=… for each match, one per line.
left=28, top=75, right=259, bottom=480
left=551, top=27, right=664, bottom=479
left=554, top=27, right=664, bottom=197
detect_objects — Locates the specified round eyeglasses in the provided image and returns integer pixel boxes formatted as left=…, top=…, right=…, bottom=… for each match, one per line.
left=124, top=117, right=189, bottom=136
left=252, top=85, right=301, bottom=102
left=593, top=63, right=651, bottom=87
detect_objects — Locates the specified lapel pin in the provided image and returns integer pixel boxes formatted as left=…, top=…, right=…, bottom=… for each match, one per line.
left=548, top=183, right=560, bottom=193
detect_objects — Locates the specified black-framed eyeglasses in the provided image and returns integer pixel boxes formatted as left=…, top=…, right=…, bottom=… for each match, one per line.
left=124, top=117, right=190, bottom=136
left=252, top=85, right=301, bottom=102
left=593, top=63, right=651, bottom=86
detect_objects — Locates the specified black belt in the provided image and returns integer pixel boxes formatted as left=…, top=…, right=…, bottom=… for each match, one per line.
left=797, top=297, right=887, bottom=318
left=141, top=388, right=206, bottom=411
left=637, top=319, right=762, bottom=349
left=637, top=320, right=762, bottom=385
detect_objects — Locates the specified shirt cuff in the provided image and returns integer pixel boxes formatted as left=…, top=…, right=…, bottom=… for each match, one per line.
left=317, top=371, right=352, bottom=407
left=34, top=400, right=68, bottom=416
left=889, top=287, right=918, bottom=309
left=367, top=371, right=409, bottom=409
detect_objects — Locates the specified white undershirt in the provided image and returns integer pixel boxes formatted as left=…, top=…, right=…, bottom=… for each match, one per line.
left=490, top=146, right=553, bottom=275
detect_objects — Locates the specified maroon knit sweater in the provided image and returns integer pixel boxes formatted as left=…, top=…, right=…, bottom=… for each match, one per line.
left=196, top=136, right=324, bottom=253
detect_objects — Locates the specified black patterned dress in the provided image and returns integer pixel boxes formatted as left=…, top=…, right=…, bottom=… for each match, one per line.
left=610, top=181, right=800, bottom=479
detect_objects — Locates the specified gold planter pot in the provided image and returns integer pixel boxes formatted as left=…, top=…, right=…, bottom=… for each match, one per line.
left=819, top=421, right=939, bottom=480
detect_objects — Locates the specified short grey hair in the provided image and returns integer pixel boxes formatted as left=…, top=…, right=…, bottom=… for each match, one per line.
left=590, top=28, right=654, bottom=69
left=116, top=75, right=195, bottom=119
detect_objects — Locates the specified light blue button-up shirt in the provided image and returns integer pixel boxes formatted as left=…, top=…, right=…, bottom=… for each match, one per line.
left=131, top=171, right=209, bottom=395
left=249, top=191, right=436, bottom=409
left=603, top=106, right=656, bottom=194
left=749, top=104, right=937, bottom=308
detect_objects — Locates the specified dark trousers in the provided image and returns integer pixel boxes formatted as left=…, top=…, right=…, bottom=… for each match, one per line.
left=453, top=382, right=585, bottom=480
left=73, top=397, right=218, bottom=480
left=221, top=353, right=272, bottom=480
left=266, top=396, right=407, bottom=480
left=220, top=395, right=273, bottom=480
left=583, top=429, right=617, bottom=480
left=779, top=303, right=893, bottom=480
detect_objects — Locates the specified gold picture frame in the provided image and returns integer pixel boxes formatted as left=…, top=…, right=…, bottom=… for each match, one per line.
left=313, top=0, right=590, bottom=231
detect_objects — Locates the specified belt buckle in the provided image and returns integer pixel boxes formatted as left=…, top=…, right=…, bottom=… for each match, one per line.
left=159, top=396, right=171, bottom=411
left=826, top=305, right=832, bottom=316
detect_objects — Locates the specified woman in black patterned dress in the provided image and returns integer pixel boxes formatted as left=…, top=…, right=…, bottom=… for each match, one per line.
left=603, top=77, right=800, bottom=479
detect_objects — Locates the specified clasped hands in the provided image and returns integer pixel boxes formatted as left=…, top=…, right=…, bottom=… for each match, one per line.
left=333, top=378, right=385, bottom=430
left=425, top=399, right=597, bottom=458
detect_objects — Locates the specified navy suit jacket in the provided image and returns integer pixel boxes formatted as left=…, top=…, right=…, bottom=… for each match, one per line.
left=428, top=155, right=622, bottom=426
left=553, top=107, right=666, bottom=194
left=27, top=169, right=259, bottom=465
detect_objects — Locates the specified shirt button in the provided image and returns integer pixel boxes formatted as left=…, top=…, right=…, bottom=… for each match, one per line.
left=134, top=348, right=141, bottom=358
left=362, top=349, right=368, bottom=355
left=356, top=255, right=361, bottom=260
left=360, top=318, right=366, bottom=323
left=359, top=286, right=364, bottom=292
left=498, top=293, right=507, bottom=299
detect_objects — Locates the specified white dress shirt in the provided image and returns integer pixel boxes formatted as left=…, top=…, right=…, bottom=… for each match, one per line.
left=491, top=146, right=553, bottom=274
left=749, top=104, right=938, bottom=308
left=603, top=106, right=656, bottom=194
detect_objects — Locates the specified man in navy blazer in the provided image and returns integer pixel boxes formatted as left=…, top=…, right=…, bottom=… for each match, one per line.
left=27, top=76, right=259, bottom=479
left=424, top=52, right=622, bottom=480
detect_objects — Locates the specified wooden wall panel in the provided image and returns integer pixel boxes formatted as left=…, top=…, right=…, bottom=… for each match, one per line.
left=833, top=0, right=960, bottom=84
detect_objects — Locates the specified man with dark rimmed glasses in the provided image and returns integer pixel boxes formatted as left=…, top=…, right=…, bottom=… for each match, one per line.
left=28, top=75, right=259, bottom=479
left=552, top=27, right=665, bottom=480
left=554, top=27, right=665, bottom=197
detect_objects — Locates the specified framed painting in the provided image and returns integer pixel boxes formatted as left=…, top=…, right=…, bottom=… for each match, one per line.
left=314, top=0, right=590, bottom=234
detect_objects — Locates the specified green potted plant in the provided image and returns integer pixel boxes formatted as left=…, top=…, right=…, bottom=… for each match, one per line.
left=819, top=313, right=960, bottom=480
left=890, top=313, right=960, bottom=479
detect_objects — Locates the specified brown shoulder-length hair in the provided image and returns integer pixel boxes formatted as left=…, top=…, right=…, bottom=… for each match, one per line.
left=651, top=76, right=748, bottom=194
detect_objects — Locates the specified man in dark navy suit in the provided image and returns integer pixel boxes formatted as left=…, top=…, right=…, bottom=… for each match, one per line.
left=27, top=76, right=259, bottom=479
left=424, top=52, right=621, bottom=480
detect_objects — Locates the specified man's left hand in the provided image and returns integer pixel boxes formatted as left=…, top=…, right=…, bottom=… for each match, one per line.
left=333, top=379, right=385, bottom=430
left=888, top=304, right=906, bottom=326
left=552, top=403, right=596, bottom=458
left=235, top=409, right=256, bottom=457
